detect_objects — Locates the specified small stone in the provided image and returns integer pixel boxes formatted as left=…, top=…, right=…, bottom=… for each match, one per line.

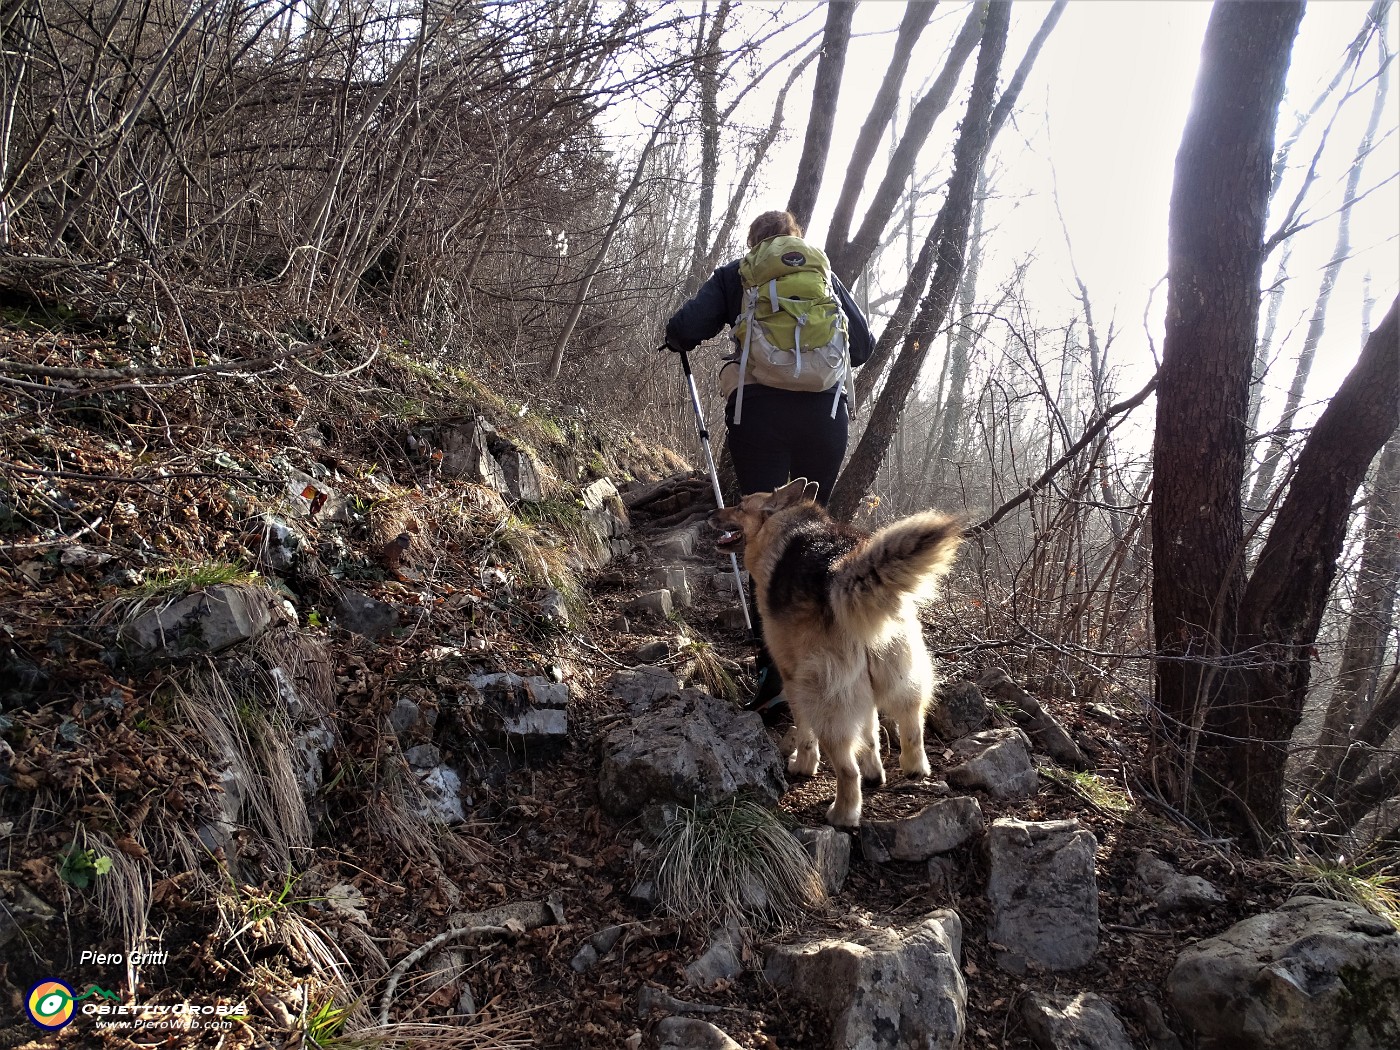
left=334, top=590, right=400, bottom=640
left=630, top=639, right=671, bottom=664
left=570, top=943, right=600, bottom=972
left=931, top=681, right=990, bottom=739
left=404, top=743, right=441, bottom=769
left=623, top=589, right=672, bottom=621
left=862, top=796, right=985, bottom=863
left=606, top=665, right=680, bottom=709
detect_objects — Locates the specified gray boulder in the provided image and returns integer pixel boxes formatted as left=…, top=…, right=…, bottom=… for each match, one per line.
left=334, top=590, right=400, bottom=640
left=656, top=1017, right=743, bottom=1050
left=1135, top=850, right=1224, bottom=913
left=930, top=681, right=991, bottom=740
left=794, top=826, right=852, bottom=895
left=1022, top=992, right=1135, bottom=1050
left=122, top=583, right=286, bottom=655
left=1167, top=895, right=1400, bottom=1050
left=862, top=795, right=985, bottom=863
left=946, top=728, right=1039, bottom=799
left=764, top=911, right=966, bottom=1050
left=987, top=818, right=1099, bottom=973
left=597, top=689, right=785, bottom=818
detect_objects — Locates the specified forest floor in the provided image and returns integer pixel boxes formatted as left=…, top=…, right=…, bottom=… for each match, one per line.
left=0, top=293, right=1303, bottom=1050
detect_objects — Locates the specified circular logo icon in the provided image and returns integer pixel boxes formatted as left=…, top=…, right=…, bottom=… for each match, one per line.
left=781, top=251, right=807, bottom=267
left=26, top=979, right=76, bottom=1030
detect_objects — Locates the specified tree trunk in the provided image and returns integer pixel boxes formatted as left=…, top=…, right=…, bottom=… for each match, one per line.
left=683, top=0, right=732, bottom=296
left=849, top=0, right=1065, bottom=400
left=1149, top=0, right=1306, bottom=835
left=785, top=0, right=857, bottom=231
left=1303, top=432, right=1400, bottom=812
left=1229, top=295, right=1399, bottom=840
left=827, top=0, right=1010, bottom=523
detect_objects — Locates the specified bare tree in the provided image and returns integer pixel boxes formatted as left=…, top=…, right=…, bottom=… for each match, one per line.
left=827, top=0, right=1010, bottom=522
left=1147, top=0, right=1400, bottom=847
left=785, top=0, right=857, bottom=230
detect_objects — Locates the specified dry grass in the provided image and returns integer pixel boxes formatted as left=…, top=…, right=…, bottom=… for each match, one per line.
left=650, top=797, right=827, bottom=933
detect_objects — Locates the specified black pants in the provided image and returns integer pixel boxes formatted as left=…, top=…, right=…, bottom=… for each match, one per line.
left=724, top=385, right=848, bottom=504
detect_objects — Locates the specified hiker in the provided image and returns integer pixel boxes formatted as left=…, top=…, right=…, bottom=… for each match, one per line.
left=663, top=209, right=874, bottom=713
left=663, top=209, right=874, bottom=503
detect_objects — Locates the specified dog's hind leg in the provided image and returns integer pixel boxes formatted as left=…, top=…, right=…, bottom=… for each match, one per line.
left=858, top=709, right=885, bottom=786
left=876, top=635, right=934, bottom=779
left=786, top=699, right=820, bottom=777
left=823, top=737, right=863, bottom=828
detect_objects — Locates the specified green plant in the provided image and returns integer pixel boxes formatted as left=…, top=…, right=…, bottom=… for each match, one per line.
left=1043, top=768, right=1133, bottom=815
left=58, top=846, right=113, bottom=888
left=650, top=797, right=826, bottom=931
left=306, top=996, right=354, bottom=1046
left=131, top=559, right=259, bottom=597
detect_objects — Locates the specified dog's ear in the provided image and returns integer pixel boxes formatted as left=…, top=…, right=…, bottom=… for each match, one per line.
left=766, top=478, right=811, bottom=513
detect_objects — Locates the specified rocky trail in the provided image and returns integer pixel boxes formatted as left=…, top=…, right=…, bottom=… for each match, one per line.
left=2, top=324, right=1399, bottom=1050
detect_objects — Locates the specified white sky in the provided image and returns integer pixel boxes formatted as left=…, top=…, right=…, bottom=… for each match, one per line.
left=720, top=0, right=1399, bottom=421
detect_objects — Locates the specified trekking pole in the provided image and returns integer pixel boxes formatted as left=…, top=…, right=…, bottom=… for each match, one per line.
left=672, top=347, right=752, bottom=633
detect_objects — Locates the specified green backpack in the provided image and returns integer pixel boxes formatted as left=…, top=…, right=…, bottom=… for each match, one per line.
left=730, top=235, right=851, bottom=424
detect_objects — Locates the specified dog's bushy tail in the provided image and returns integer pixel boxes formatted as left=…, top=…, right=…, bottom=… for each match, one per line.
left=831, top=511, right=964, bottom=637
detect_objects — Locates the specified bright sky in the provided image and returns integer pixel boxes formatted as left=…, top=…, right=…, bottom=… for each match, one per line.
left=739, top=0, right=1399, bottom=418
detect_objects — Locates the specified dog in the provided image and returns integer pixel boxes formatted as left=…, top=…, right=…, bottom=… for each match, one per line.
left=713, top=479, right=964, bottom=827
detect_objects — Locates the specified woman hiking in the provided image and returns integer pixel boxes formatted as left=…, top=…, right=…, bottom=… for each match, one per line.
left=663, top=208, right=874, bottom=713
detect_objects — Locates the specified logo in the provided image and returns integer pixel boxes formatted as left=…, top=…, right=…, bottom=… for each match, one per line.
left=781, top=251, right=807, bottom=267
left=26, top=979, right=76, bottom=1030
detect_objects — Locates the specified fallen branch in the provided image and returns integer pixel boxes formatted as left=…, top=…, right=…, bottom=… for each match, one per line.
left=376, top=900, right=560, bottom=1025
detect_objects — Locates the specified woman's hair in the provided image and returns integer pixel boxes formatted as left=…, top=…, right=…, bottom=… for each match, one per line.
left=747, top=210, right=803, bottom=248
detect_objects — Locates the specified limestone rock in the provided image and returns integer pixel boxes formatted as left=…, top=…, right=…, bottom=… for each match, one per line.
left=946, top=727, right=1039, bottom=799
left=931, top=680, right=991, bottom=740
left=987, top=818, right=1099, bottom=973
left=1167, top=895, right=1400, bottom=1050
left=1022, top=992, right=1135, bottom=1050
left=651, top=566, right=692, bottom=609
left=597, top=689, right=785, bottom=818
left=469, top=673, right=569, bottom=757
left=764, top=911, right=966, bottom=1050
left=623, top=589, right=673, bottom=622
left=605, top=665, right=680, bottom=710
left=793, top=826, right=852, bottom=895
left=438, top=418, right=506, bottom=489
left=496, top=447, right=544, bottom=502
left=862, top=795, right=985, bottom=863
left=334, top=590, right=400, bottom=640
left=1135, top=850, right=1224, bottom=913
left=122, top=583, right=286, bottom=655
left=581, top=478, right=630, bottom=563
left=656, top=1017, right=743, bottom=1050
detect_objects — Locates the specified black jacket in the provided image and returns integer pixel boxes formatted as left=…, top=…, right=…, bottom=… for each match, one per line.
left=665, top=259, right=874, bottom=365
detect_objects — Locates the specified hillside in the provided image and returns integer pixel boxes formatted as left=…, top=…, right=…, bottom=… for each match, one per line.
left=7, top=281, right=1391, bottom=1050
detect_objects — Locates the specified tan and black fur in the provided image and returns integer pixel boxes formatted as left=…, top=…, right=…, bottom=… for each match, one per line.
left=713, top=479, right=964, bottom=827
